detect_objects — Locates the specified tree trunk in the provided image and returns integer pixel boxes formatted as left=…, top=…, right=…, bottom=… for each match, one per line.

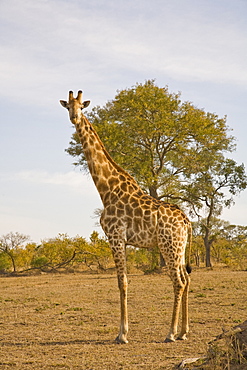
left=160, top=253, right=166, bottom=267
left=149, top=185, right=159, bottom=199
left=7, top=251, right=16, bottom=272
left=194, top=252, right=200, bottom=267
left=149, top=185, right=166, bottom=268
left=203, top=230, right=212, bottom=268
left=203, top=197, right=215, bottom=268
left=205, top=242, right=212, bottom=268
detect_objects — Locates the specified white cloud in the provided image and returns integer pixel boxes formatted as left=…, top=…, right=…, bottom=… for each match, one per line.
left=1, top=170, right=97, bottom=198
left=1, top=0, right=247, bottom=108
left=0, top=169, right=102, bottom=242
left=14, top=170, right=94, bottom=193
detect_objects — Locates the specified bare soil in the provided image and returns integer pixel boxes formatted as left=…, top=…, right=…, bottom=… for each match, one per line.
left=0, top=269, right=246, bottom=369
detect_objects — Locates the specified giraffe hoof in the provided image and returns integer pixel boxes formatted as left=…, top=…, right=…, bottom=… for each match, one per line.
left=164, top=336, right=176, bottom=343
left=115, top=335, right=128, bottom=344
left=177, top=334, right=188, bottom=341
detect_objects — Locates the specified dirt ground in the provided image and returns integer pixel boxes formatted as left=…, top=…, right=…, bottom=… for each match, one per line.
left=0, top=268, right=246, bottom=369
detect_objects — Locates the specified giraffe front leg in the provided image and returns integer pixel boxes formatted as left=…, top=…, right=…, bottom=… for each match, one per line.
left=111, top=243, right=128, bottom=344
left=115, top=272, right=128, bottom=344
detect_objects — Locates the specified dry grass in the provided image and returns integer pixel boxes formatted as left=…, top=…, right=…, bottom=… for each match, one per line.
left=0, top=268, right=246, bottom=369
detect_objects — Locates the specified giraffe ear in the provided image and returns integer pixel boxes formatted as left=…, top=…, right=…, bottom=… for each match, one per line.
left=60, top=100, right=69, bottom=109
left=83, top=100, right=90, bottom=108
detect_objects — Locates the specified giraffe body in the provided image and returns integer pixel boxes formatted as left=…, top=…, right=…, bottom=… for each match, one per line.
left=60, top=91, right=191, bottom=344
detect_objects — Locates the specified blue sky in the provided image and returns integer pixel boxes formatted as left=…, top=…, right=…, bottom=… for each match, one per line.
left=0, top=0, right=246, bottom=243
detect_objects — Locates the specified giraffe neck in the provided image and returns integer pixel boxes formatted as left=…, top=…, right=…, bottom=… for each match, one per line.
left=75, top=115, right=143, bottom=205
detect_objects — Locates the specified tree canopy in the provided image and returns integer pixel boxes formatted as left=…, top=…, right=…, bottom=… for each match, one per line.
left=66, top=80, right=234, bottom=199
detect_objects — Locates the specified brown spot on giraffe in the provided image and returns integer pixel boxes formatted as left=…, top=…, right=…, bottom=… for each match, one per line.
left=60, top=90, right=192, bottom=344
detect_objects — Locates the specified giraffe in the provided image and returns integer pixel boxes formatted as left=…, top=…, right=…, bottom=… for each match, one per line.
left=60, top=90, right=192, bottom=344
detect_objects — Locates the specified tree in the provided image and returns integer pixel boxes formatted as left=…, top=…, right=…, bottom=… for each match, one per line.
left=86, top=231, right=112, bottom=270
left=66, top=80, right=233, bottom=200
left=191, top=222, right=205, bottom=267
left=220, top=224, right=247, bottom=269
left=66, top=80, right=246, bottom=267
left=0, top=232, right=30, bottom=272
left=30, top=233, right=112, bottom=272
left=183, top=159, right=246, bottom=267
left=31, top=234, right=86, bottom=271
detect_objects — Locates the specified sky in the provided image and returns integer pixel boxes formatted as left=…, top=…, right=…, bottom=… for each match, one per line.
left=0, top=0, right=247, bottom=243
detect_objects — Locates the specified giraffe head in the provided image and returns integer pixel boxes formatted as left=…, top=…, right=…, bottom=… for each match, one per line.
left=60, top=90, right=90, bottom=124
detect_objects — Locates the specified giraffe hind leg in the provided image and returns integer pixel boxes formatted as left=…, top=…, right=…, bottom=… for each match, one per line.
left=165, top=269, right=186, bottom=342
left=177, top=266, right=190, bottom=340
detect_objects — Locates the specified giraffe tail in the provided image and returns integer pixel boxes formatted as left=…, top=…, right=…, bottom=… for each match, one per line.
left=186, top=223, right=192, bottom=274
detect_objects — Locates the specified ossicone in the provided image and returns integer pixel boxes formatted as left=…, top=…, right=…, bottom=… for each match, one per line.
left=69, top=91, right=74, bottom=102
left=77, top=90, right=83, bottom=103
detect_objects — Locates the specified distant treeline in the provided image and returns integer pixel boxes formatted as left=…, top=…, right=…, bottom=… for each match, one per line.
left=0, top=221, right=247, bottom=274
